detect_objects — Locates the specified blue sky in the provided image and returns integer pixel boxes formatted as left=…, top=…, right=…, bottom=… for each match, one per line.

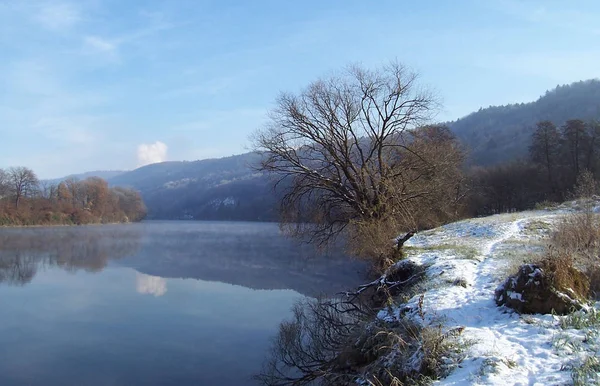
left=1, top=0, right=599, bottom=178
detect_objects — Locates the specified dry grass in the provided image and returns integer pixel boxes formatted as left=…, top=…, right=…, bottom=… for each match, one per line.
left=360, top=318, right=466, bottom=386
left=538, top=251, right=590, bottom=301
left=550, top=209, right=600, bottom=298
left=347, top=217, right=408, bottom=274
left=257, top=289, right=467, bottom=385
left=551, top=210, right=600, bottom=260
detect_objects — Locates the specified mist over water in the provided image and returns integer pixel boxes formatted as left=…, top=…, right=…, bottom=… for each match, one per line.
left=0, top=221, right=366, bottom=386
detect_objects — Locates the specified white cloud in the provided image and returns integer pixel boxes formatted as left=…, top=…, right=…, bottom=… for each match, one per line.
left=137, top=141, right=168, bottom=167
left=34, top=2, right=81, bottom=30
left=136, top=273, right=167, bottom=297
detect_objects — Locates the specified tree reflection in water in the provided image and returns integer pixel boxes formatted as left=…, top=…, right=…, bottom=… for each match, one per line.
left=0, top=226, right=142, bottom=285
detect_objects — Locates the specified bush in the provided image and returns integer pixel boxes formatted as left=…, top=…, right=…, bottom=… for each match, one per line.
left=573, top=170, right=598, bottom=199
left=551, top=210, right=600, bottom=260
left=257, top=274, right=464, bottom=386
left=539, top=252, right=590, bottom=301
left=551, top=209, right=600, bottom=297
left=347, top=217, right=408, bottom=274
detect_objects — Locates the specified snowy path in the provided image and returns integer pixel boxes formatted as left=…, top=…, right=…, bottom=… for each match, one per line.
left=386, top=210, right=577, bottom=386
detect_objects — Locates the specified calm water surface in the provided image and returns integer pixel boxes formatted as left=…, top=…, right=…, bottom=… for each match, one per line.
left=0, top=221, right=366, bottom=386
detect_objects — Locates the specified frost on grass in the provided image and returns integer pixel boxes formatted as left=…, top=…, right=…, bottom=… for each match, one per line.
left=256, top=295, right=467, bottom=386
left=554, top=306, right=600, bottom=386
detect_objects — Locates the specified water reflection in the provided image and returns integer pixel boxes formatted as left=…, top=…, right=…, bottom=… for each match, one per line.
left=0, top=226, right=141, bottom=285
left=0, top=222, right=367, bottom=386
left=136, top=273, right=167, bottom=296
left=0, top=221, right=367, bottom=296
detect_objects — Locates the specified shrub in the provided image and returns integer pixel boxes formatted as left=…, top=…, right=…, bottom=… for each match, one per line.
left=551, top=210, right=600, bottom=261
left=257, top=279, right=465, bottom=386
left=347, top=217, right=408, bottom=274
left=573, top=170, right=598, bottom=199
left=550, top=209, right=600, bottom=297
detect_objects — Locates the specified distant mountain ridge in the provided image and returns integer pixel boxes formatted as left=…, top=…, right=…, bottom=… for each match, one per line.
left=45, top=170, right=126, bottom=185
left=447, top=79, right=600, bottom=165
left=54, top=79, right=600, bottom=221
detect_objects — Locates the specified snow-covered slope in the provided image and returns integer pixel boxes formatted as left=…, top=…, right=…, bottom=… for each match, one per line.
left=380, top=207, right=598, bottom=385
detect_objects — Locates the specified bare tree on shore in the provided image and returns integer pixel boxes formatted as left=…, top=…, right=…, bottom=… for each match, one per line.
left=254, top=62, right=465, bottom=263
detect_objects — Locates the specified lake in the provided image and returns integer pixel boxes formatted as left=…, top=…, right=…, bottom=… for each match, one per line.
left=0, top=221, right=366, bottom=386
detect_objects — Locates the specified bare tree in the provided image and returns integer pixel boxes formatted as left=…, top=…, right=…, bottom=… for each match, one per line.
left=562, top=119, right=588, bottom=178
left=7, top=167, right=39, bottom=208
left=38, top=180, right=58, bottom=201
left=530, top=120, right=562, bottom=194
left=0, top=168, right=9, bottom=198
left=254, top=62, right=464, bottom=260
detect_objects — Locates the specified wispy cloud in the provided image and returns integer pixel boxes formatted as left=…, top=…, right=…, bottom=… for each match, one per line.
left=83, top=35, right=119, bottom=61
left=84, top=36, right=116, bottom=53
left=34, top=2, right=81, bottom=30
left=32, top=115, right=99, bottom=145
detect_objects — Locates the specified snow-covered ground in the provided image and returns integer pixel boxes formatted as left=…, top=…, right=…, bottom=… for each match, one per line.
left=379, top=206, right=599, bottom=385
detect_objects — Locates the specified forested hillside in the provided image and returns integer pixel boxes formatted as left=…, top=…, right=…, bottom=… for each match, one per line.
left=107, top=153, right=279, bottom=221
left=448, top=80, right=600, bottom=165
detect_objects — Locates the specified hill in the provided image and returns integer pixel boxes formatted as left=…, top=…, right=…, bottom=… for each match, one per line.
left=448, top=79, right=600, bottom=165
left=107, top=153, right=280, bottom=221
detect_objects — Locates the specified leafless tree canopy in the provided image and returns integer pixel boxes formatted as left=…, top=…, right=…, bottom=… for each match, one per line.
left=254, top=62, right=465, bottom=253
left=7, top=166, right=39, bottom=208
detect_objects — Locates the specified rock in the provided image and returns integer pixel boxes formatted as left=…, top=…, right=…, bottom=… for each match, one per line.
left=495, top=264, right=587, bottom=315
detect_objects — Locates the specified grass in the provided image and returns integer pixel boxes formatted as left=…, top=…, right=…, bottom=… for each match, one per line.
left=558, top=307, right=600, bottom=330
left=403, top=244, right=480, bottom=261
left=358, top=317, right=469, bottom=386
left=534, top=201, right=560, bottom=211
left=475, top=356, right=518, bottom=379
left=522, top=219, right=552, bottom=236
left=571, top=355, right=600, bottom=386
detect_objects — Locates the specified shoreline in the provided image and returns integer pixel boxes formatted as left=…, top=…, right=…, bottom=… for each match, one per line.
left=0, top=221, right=140, bottom=229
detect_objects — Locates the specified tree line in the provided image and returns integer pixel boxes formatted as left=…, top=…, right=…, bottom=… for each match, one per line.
left=468, top=119, right=600, bottom=215
left=0, top=166, right=146, bottom=226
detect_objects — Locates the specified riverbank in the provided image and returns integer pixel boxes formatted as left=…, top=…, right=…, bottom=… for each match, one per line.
left=260, top=201, right=600, bottom=385
left=370, top=201, right=599, bottom=385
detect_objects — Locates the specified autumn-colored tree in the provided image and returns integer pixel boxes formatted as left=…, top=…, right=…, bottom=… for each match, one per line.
left=0, top=167, right=146, bottom=226
left=57, top=181, right=73, bottom=203
left=82, top=177, right=110, bottom=217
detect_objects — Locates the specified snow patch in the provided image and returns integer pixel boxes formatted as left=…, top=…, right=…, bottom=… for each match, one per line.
left=382, top=209, right=591, bottom=385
